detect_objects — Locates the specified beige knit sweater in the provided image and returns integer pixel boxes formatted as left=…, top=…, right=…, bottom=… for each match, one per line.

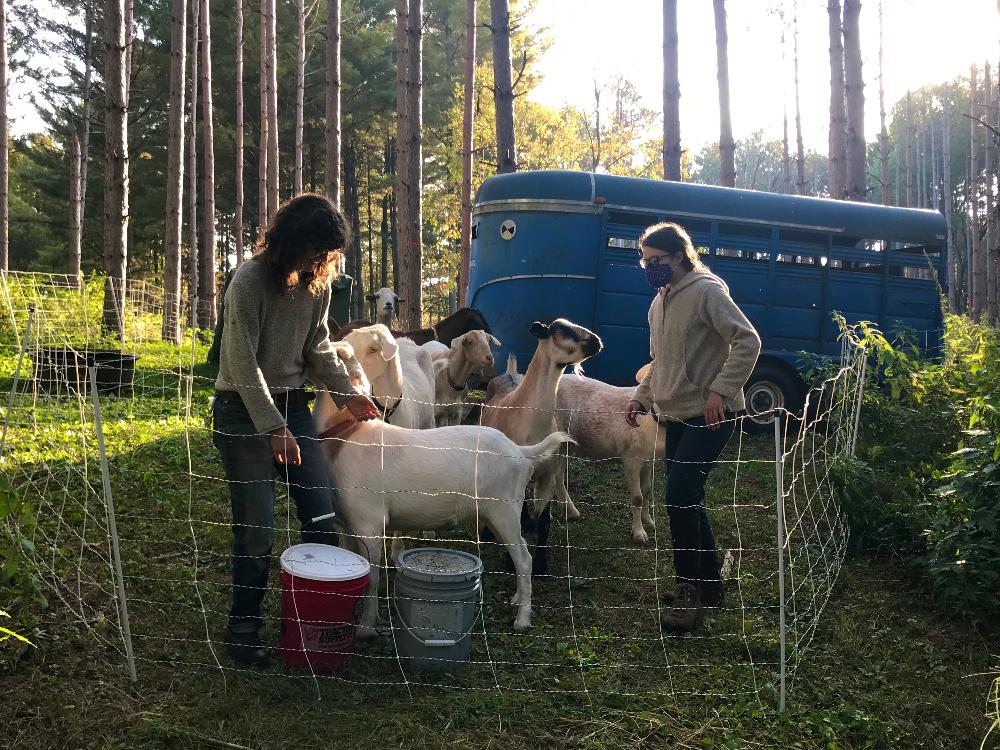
left=631, top=269, right=761, bottom=422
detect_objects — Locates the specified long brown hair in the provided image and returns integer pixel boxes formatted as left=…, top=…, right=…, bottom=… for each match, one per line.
left=639, top=222, right=706, bottom=272
left=257, top=193, right=351, bottom=295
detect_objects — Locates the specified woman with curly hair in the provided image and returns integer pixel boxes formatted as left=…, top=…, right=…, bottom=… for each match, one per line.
left=213, top=194, right=379, bottom=667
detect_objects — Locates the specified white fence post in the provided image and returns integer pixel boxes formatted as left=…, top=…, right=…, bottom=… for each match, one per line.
left=774, top=415, right=787, bottom=713
left=1, top=306, right=35, bottom=455
left=89, top=365, right=139, bottom=684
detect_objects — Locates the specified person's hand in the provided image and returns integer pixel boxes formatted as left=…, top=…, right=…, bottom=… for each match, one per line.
left=625, top=399, right=647, bottom=428
left=270, top=426, right=301, bottom=465
left=704, top=391, right=727, bottom=430
left=346, top=394, right=380, bottom=421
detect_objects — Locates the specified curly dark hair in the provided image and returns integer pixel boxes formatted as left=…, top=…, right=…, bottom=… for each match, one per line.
left=257, top=193, right=351, bottom=295
left=639, top=222, right=706, bottom=272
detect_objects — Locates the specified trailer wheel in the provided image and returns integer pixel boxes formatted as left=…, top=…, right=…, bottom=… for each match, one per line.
left=742, top=361, right=806, bottom=434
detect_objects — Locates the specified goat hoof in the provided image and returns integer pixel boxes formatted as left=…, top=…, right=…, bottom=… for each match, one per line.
left=565, top=505, right=581, bottom=521
left=513, top=616, right=531, bottom=632
left=632, top=528, right=650, bottom=546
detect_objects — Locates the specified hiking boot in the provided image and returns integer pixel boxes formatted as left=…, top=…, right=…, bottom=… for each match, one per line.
left=662, top=580, right=725, bottom=609
left=223, top=628, right=270, bottom=668
left=659, top=583, right=703, bottom=633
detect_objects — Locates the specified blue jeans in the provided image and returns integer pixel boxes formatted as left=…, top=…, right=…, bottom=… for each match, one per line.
left=663, top=415, right=735, bottom=593
left=212, top=390, right=339, bottom=635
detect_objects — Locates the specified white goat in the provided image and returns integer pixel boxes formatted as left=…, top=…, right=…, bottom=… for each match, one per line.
left=341, top=324, right=435, bottom=429
left=480, top=319, right=603, bottom=574
left=365, top=287, right=399, bottom=327
left=489, top=358, right=664, bottom=545
left=429, top=331, right=500, bottom=427
left=312, top=388, right=572, bottom=636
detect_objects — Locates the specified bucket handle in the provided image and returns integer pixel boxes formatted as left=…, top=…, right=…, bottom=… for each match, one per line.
left=391, top=581, right=482, bottom=649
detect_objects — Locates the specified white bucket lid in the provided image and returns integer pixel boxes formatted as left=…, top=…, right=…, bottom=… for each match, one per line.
left=280, top=543, right=370, bottom=582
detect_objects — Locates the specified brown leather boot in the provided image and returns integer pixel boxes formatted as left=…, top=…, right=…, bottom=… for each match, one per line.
left=660, top=582, right=703, bottom=633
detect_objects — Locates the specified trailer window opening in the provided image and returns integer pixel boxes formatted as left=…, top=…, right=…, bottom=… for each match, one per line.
left=830, top=259, right=884, bottom=274
left=607, top=211, right=656, bottom=227
left=777, top=253, right=819, bottom=265
left=715, top=246, right=769, bottom=262
left=889, top=265, right=935, bottom=280
left=607, top=237, right=640, bottom=250
left=779, top=228, right=829, bottom=247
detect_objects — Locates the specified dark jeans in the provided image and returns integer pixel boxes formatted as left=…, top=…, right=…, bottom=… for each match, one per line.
left=663, top=415, right=735, bottom=592
left=212, top=390, right=339, bottom=635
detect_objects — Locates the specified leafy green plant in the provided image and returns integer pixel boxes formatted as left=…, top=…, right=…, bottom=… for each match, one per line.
left=829, top=314, right=1000, bottom=622
left=0, top=608, right=35, bottom=647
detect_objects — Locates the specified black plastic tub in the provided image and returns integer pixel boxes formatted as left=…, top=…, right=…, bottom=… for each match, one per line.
left=33, top=348, right=138, bottom=397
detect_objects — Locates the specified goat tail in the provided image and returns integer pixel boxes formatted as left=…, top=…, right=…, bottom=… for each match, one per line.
left=505, top=353, right=519, bottom=375
left=519, top=431, right=575, bottom=468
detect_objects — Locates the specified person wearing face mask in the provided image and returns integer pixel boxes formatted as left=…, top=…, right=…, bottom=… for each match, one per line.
left=625, top=222, right=760, bottom=632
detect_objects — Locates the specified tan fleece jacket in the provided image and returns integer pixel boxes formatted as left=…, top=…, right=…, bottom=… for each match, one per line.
left=631, top=269, right=761, bottom=422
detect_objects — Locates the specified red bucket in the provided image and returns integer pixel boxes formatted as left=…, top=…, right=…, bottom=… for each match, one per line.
left=279, top=543, right=370, bottom=671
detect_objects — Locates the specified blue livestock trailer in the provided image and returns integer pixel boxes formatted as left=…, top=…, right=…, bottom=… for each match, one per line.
left=467, top=170, right=947, bottom=424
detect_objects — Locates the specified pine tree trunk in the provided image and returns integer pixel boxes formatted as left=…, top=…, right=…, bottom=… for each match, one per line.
left=662, top=0, right=681, bottom=181
left=295, top=0, right=305, bottom=195
left=842, top=0, right=865, bottom=201
left=103, top=0, right=130, bottom=338
left=258, top=0, right=269, bottom=230
left=713, top=0, right=735, bottom=188
left=188, top=0, right=200, bottom=327
left=265, top=0, right=279, bottom=218
left=971, top=64, right=984, bottom=318
left=944, top=99, right=958, bottom=312
left=0, top=0, right=8, bottom=271
left=235, top=0, right=245, bottom=266
left=918, top=127, right=925, bottom=208
left=782, top=111, right=791, bottom=194
left=793, top=1, right=806, bottom=195
left=380, top=194, right=389, bottom=291
left=79, top=9, right=94, bottom=268
left=398, top=0, right=423, bottom=328
left=490, top=0, right=516, bottom=174
left=931, top=118, right=939, bottom=210
left=366, top=153, right=374, bottom=304
left=877, top=0, right=888, bottom=205
left=199, top=0, right=217, bottom=328
left=325, top=0, right=341, bottom=204
left=163, top=0, right=187, bottom=342
left=394, top=0, right=409, bottom=302
left=343, top=135, right=364, bottom=319
left=827, top=0, right=847, bottom=199
left=459, top=0, right=476, bottom=306
left=69, top=135, right=83, bottom=291
left=904, top=92, right=913, bottom=207
left=985, top=62, right=998, bottom=324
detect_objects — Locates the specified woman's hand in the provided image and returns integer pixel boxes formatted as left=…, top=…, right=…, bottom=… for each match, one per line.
left=345, top=394, right=381, bottom=421
left=703, top=391, right=727, bottom=430
left=625, top=399, right=647, bottom=428
left=270, top=426, right=302, bottom=466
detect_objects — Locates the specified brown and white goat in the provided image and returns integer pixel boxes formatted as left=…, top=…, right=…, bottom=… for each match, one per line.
left=480, top=319, right=603, bottom=573
left=429, top=330, right=500, bottom=426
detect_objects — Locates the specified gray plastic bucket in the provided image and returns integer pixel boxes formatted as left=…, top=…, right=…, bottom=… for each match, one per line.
left=393, top=547, right=483, bottom=672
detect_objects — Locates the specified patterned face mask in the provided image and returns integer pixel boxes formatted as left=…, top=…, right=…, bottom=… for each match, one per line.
left=644, top=261, right=674, bottom=289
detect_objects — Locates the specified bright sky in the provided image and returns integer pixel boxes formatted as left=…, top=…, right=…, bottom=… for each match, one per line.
left=527, top=0, right=999, bottom=153
left=7, top=0, right=998, bottom=152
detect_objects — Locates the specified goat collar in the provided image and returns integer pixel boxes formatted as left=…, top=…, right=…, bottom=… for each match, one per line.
left=446, top=366, right=467, bottom=392
left=316, top=420, right=364, bottom=458
left=372, top=396, right=402, bottom=422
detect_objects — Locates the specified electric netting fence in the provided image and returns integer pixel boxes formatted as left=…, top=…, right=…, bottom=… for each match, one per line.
left=1, top=271, right=862, bottom=711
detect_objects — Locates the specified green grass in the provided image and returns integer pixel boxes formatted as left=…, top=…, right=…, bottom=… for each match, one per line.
left=1, top=342, right=996, bottom=750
